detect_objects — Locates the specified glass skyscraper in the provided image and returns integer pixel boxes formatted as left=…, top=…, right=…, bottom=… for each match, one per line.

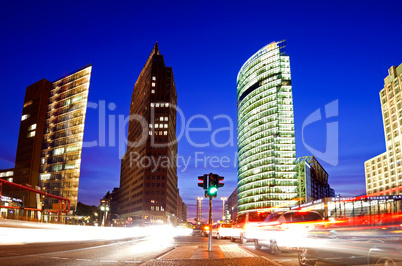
left=237, top=41, right=297, bottom=214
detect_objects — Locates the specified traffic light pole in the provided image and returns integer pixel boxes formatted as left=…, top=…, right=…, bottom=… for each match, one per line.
left=208, top=195, right=212, bottom=252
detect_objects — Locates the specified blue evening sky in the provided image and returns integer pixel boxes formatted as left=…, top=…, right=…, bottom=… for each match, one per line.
left=0, top=0, right=401, bottom=221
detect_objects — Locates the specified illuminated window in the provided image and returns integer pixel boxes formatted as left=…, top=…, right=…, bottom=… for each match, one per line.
left=155, top=124, right=159, bottom=128
left=40, top=174, right=51, bottom=181
left=29, top=124, right=37, bottom=131
left=156, top=206, right=159, bottom=211
left=151, top=90, right=155, bottom=94
left=150, top=103, right=154, bottom=107
left=164, top=124, right=168, bottom=128
left=159, top=124, right=163, bottom=128
left=151, top=206, right=154, bottom=210
left=53, top=164, right=63, bottom=171
left=66, top=145, right=79, bottom=153
left=65, top=164, right=77, bottom=170
left=28, top=131, right=35, bottom=138
left=149, top=124, right=153, bottom=128
left=23, top=101, right=33, bottom=108
left=21, top=114, right=29, bottom=121
left=149, top=131, right=152, bottom=135
left=165, top=117, right=168, bottom=121
left=6, top=171, right=13, bottom=177
left=166, top=103, right=169, bottom=107
left=159, top=131, right=163, bottom=135
left=72, top=95, right=83, bottom=103
left=163, top=131, right=167, bottom=135
left=161, top=103, right=164, bottom=107
left=152, top=76, right=156, bottom=81
left=152, top=82, right=155, bottom=87
left=156, top=103, right=160, bottom=107
left=54, top=147, right=64, bottom=156
left=160, top=117, right=164, bottom=121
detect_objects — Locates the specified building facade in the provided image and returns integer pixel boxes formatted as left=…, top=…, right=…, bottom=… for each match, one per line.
left=227, top=187, right=238, bottom=222
left=237, top=41, right=297, bottom=214
left=118, top=43, right=178, bottom=225
left=365, top=64, right=402, bottom=196
left=1, top=65, right=92, bottom=214
left=296, top=156, right=335, bottom=204
left=39, top=65, right=92, bottom=212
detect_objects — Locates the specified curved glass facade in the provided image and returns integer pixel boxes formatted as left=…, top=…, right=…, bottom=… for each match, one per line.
left=237, top=41, right=297, bottom=214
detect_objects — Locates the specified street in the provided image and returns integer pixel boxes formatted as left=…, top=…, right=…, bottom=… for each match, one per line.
left=0, top=219, right=341, bottom=266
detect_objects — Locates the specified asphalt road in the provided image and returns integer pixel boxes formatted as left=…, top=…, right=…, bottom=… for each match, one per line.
left=0, top=220, right=341, bottom=266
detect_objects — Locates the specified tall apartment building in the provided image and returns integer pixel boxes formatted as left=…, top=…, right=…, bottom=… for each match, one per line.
left=119, top=43, right=178, bottom=225
left=2, top=65, right=92, bottom=212
left=236, top=41, right=297, bottom=214
left=365, top=64, right=402, bottom=196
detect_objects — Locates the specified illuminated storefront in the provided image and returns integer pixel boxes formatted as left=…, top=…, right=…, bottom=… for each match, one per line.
left=291, top=195, right=402, bottom=219
left=237, top=41, right=297, bottom=214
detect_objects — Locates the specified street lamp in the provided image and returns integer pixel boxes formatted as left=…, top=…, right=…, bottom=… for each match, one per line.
left=100, top=199, right=110, bottom=227
left=196, top=197, right=203, bottom=224
left=221, top=197, right=227, bottom=223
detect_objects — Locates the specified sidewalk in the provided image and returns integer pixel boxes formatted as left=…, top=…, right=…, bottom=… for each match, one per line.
left=142, top=244, right=281, bottom=265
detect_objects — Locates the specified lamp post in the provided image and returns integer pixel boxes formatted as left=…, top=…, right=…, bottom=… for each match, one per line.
left=220, top=197, right=227, bottom=223
left=100, top=199, right=110, bottom=226
left=196, top=197, right=203, bottom=224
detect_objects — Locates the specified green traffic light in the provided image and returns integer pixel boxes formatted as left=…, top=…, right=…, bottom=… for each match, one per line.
left=209, top=186, right=218, bottom=194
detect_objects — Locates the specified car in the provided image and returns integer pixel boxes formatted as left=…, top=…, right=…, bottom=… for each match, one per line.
left=254, top=210, right=323, bottom=255
left=231, top=211, right=271, bottom=244
left=298, top=213, right=402, bottom=266
left=201, top=224, right=210, bottom=237
left=192, top=224, right=210, bottom=236
left=191, top=224, right=203, bottom=236
left=211, top=223, right=234, bottom=239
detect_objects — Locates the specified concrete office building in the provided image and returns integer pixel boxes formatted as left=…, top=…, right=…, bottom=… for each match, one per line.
left=118, top=43, right=178, bottom=225
left=365, top=64, right=402, bottom=196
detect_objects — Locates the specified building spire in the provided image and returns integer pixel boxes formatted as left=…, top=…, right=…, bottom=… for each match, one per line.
left=152, top=41, right=160, bottom=55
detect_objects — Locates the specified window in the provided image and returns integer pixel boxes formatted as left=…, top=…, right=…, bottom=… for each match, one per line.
left=150, top=103, right=154, bottom=107
left=28, top=131, right=35, bottom=138
left=53, top=164, right=63, bottom=171
left=164, top=131, right=167, bottom=135
left=54, top=147, right=64, bottom=156
left=29, top=124, right=37, bottom=131
left=156, top=103, right=160, bottom=107
left=21, top=114, right=29, bottom=121
left=151, top=90, right=155, bottom=94
left=23, top=101, right=33, bottom=108
left=166, top=103, right=169, bottom=107
left=152, top=82, right=155, bottom=87
left=152, top=76, right=156, bottom=81
left=164, top=124, right=168, bottom=128
left=40, top=173, right=51, bottom=181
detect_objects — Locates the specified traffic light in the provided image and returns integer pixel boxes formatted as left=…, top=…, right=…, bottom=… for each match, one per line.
left=208, top=173, right=218, bottom=198
left=198, top=174, right=207, bottom=190
left=218, top=175, right=224, bottom=188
